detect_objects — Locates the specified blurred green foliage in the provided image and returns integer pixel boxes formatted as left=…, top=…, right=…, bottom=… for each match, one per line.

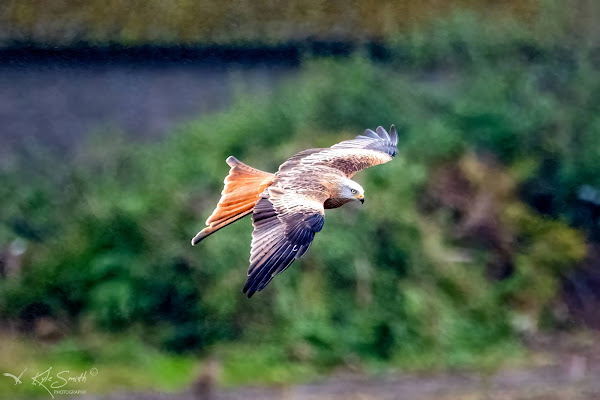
left=0, top=332, right=199, bottom=398
left=0, top=4, right=598, bottom=386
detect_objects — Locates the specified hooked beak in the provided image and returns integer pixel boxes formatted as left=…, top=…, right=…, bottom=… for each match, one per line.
left=356, top=194, right=365, bottom=204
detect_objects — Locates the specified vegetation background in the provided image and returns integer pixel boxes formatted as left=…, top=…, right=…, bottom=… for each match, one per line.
left=1, top=0, right=599, bottom=398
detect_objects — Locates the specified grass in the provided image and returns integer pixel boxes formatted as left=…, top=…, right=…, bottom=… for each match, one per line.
left=0, top=333, right=199, bottom=398
left=0, top=331, right=525, bottom=397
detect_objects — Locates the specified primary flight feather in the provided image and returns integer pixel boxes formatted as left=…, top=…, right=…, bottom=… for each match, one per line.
left=191, top=125, right=399, bottom=297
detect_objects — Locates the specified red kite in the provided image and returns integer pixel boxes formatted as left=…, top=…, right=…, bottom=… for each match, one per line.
left=192, top=126, right=398, bottom=297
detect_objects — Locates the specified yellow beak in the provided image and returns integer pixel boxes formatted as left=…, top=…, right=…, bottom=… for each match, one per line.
left=355, top=194, right=365, bottom=204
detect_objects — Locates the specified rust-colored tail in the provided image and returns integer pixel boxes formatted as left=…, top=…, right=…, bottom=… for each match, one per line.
left=191, top=156, right=275, bottom=245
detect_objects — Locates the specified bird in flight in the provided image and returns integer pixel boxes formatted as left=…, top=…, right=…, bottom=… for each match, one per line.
left=192, top=125, right=398, bottom=297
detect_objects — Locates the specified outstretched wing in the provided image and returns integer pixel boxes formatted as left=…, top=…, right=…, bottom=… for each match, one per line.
left=244, top=185, right=326, bottom=297
left=278, top=125, right=398, bottom=178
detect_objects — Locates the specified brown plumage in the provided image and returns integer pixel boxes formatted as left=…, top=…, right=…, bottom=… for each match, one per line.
left=191, top=125, right=399, bottom=297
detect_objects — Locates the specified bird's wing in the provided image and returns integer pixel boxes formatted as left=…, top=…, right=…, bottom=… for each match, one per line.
left=278, top=125, right=398, bottom=178
left=244, top=185, right=326, bottom=297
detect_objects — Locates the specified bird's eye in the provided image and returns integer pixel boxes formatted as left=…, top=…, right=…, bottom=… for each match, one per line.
left=351, top=189, right=357, bottom=194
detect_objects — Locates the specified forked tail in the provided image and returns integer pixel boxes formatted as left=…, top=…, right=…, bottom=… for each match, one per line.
left=191, top=156, right=275, bottom=245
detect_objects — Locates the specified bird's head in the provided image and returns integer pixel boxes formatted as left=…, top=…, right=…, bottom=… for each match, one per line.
left=340, top=179, right=365, bottom=204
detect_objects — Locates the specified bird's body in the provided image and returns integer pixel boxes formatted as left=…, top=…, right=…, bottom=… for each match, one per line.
left=192, top=126, right=398, bottom=297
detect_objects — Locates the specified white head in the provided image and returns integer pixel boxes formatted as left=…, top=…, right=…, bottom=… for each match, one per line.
left=339, top=178, right=365, bottom=204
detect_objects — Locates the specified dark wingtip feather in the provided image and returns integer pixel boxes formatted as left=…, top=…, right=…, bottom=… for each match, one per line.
left=243, top=283, right=255, bottom=297
left=357, top=125, right=399, bottom=158
left=363, top=129, right=379, bottom=139
left=243, top=273, right=260, bottom=297
left=389, top=125, right=399, bottom=144
left=376, top=126, right=390, bottom=141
